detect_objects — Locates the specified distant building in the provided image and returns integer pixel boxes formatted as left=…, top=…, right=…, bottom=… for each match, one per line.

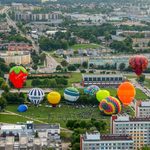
left=15, top=11, right=61, bottom=22
left=0, top=122, right=62, bottom=150
left=111, top=114, right=150, bottom=150
left=82, top=74, right=125, bottom=87
left=0, top=22, right=10, bottom=33
left=8, top=43, right=33, bottom=51
left=80, top=131, right=134, bottom=150
left=135, top=100, right=150, bottom=118
left=0, top=51, right=31, bottom=65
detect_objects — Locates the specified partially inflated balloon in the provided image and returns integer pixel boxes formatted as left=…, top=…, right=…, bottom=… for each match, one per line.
left=99, top=96, right=122, bottom=115
left=9, top=66, right=28, bottom=89
left=47, top=91, right=61, bottom=107
left=129, top=55, right=148, bottom=76
left=17, top=104, right=28, bottom=112
left=84, top=85, right=100, bottom=96
left=96, top=90, right=110, bottom=102
left=117, top=82, right=136, bottom=106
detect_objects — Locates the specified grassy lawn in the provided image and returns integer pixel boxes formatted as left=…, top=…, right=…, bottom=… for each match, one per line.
left=0, top=114, right=30, bottom=123
left=5, top=104, right=110, bottom=128
left=135, top=89, right=149, bottom=100
left=68, top=73, right=82, bottom=86
left=144, top=79, right=150, bottom=89
left=70, top=44, right=100, bottom=50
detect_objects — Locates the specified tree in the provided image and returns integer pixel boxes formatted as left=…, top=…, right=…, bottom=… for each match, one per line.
left=148, top=41, right=150, bottom=47
left=34, top=131, right=39, bottom=138
left=67, top=64, right=77, bottom=71
left=1, top=82, right=9, bottom=93
left=138, top=74, right=145, bottom=83
left=56, top=65, right=62, bottom=72
left=0, top=97, right=7, bottom=110
left=82, top=61, right=88, bottom=68
left=61, top=60, right=68, bottom=67
left=32, top=65, right=38, bottom=72
left=119, top=63, right=126, bottom=71
left=0, top=77, right=4, bottom=87
left=31, top=79, right=41, bottom=87
left=40, top=53, right=46, bottom=64
left=72, top=143, right=80, bottom=150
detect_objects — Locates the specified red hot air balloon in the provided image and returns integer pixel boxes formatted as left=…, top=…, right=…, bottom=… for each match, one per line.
left=129, top=55, right=148, bottom=76
left=9, top=66, right=28, bottom=89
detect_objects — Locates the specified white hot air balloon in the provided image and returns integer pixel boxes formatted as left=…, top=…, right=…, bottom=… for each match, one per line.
left=28, top=88, right=45, bottom=105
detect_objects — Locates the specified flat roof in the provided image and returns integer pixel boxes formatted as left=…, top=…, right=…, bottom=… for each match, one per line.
left=83, top=134, right=133, bottom=141
left=82, top=74, right=123, bottom=77
left=1, top=125, right=26, bottom=130
left=34, top=124, right=59, bottom=130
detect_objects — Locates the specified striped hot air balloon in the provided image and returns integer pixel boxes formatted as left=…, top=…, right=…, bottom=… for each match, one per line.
left=28, top=88, right=45, bottom=105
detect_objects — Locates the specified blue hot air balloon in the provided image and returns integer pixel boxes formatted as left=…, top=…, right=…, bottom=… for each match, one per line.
left=17, top=104, right=28, bottom=112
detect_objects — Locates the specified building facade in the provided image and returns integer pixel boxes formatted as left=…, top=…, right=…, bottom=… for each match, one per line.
left=80, top=131, right=134, bottom=150
left=0, top=51, right=31, bottom=65
left=111, top=114, right=150, bottom=150
left=135, top=100, right=150, bottom=118
left=82, top=74, right=125, bottom=87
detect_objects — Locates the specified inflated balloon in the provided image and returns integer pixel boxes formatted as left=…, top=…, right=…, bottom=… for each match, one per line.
left=9, top=66, right=28, bottom=89
left=99, top=96, right=122, bottom=115
left=47, top=91, right=61, bottom=107
left=17, top=104, right=28, bottom=112
left=129, top=55, right=148, bottom=76
left=96, top=90, right=110, bottom=102
left=117, top=82, right=136, bottom=106
left=28, top=88, right=45, bottom=105
left=84, top=85, right=100, bottom=96
left=64, top=87, right=79, bottom=102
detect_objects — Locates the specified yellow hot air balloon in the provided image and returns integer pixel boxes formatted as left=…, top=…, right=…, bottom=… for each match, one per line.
left=47, top=91, right=61, bottom=107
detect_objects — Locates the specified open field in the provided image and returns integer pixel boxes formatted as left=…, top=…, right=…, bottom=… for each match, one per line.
left=70, top=44, right=100, bottom=50
left=144, top=79, right=150, bottom=89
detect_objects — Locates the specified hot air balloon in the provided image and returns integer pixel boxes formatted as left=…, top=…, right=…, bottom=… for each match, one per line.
left=129, top=55, right=148, bottom=76
left=117, top=82, right=136, bottom=106
left=99, top=96, right=122, bottom=115
left=47, top=91, right=61, bottom=107
left=64, top=87, right=80, bottom=102
left=9, top=66, right=28, bottom=89
left=28, top=88, right=45, bottom=106
left=17, top=104, right=28, bottom=112
left=84, top=85, right=100, bottom=96
left=96, top=90, right=110, bottom=102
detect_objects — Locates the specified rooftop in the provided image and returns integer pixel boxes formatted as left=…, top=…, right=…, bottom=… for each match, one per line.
left=34, top=124, right=60, bottom=130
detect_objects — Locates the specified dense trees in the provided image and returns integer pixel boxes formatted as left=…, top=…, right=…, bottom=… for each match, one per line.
left=110, top=37, right=134, bottom=53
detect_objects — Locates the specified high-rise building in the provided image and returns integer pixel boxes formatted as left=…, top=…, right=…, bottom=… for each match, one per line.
left=111, top=114, right=150, bottom=150
left=135, top=100, right=150, bottom=118
left=80, top=131, right=134, bottom=150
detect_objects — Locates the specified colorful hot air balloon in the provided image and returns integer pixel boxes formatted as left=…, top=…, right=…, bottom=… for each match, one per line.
left=84, top=85, right=100, bottom=96
left=9, top=66, right=28, bottom=89
left=28, top=88, right=45, bottom=105
left=64, top=87, right=80, bottom=102
left=17, top=104, right=28, bottom=112
left=117, top=82, right=136, bottom=106
left=47, top=91, right=61, bottom=107
left=96, top=90, right=110, bottom=102
left=99, top=96, right=122, bottom=115
left=129, top=55, right=148, bottom=76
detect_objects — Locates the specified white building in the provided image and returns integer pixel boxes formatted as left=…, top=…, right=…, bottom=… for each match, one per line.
left=80, top=131, right=134, bottom=150
left=111, top=114, right=150, bottom=150
left=82, top=74, right=125, bottom=87
left=135, top=100, right=150, bottom=118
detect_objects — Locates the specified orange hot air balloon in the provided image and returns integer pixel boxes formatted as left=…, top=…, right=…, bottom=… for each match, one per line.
left=117, top=82, right=136, bottom=106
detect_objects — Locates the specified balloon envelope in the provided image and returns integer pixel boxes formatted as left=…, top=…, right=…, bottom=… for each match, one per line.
left=96, top=90, right=110, bottom=102
left=9, top=66, right=28, bottom=89
left=117, top=82, right=136, bottom=106
left=47, top=91, right=61, bottom=107
left=17, top=104, right=28, bottom=112
left=28, top=88, right=45, bottom=105
left=99, top=96, right=122, bottom=115
left=129, top=55, right=148, bottom=76
left=64, top=87, right=79, bottom=102
left=84, top=85, right=100, bottom=96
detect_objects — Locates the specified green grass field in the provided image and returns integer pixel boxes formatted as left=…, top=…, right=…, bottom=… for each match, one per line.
left=144, top=79, right=150, bottom=89
left=70, top=44, right=100, bottom=50
left=0, top=114, right=30, bottom=123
